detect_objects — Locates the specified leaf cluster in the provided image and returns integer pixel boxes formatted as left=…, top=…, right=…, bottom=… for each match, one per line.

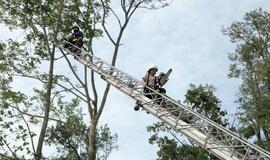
left=147, top=84, right=227, bottom=159
left=223, top=8, right=270, bottom=150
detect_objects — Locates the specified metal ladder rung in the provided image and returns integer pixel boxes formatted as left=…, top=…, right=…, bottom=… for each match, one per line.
left=56, top=43, right=270, bottom=160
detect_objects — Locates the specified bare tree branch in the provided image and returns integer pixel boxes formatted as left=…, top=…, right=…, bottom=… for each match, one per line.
left=55, top=83, right=88, bottom=103
left=108, top=5, right=122, bottom=28
left=127, top=0, right=144, bottom=20
left=2, top=138, right=18, bottom=159
left=59, top=49, right=85, bottom=87
left=37, top=1, right=52, bottom=57
left=17, top=104, right=36, bottom=155
left=84, top=66, right=96, bottom=117
left=54, top=133, right=81, bottom=159
left=121, top=0, right=127, bottom=13
left=0, top=153, right=13, bottom=159
left=12, top=72, right=88, bottom=103
left=9, top=104, right=64, bottom=123
left=59, top=48, right=94, bottom=118
left=101, top=0, right=116, bottom=45
left=88, top=5, right=99, bottom=109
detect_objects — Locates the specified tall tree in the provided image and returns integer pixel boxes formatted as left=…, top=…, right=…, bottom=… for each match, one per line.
left=58, top=1, right=170, bottom=159
left=222, top=8, right=270, bottom=150
left=0, top=0, right=170, bottom=159
left=0, top=0, right=66, bottom=158
left=147, top=84, right=227, bottom=159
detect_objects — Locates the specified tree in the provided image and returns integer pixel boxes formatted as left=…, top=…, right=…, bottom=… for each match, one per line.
left=58, top=1, right=170, bottom=159
left=147, top=84, right=227, bottom=159
left=0, top=0, right=170, bottom=159
left=185, top=84, right=228, bottom=127
left=45, top=98, right=88, bottom=160
left=45, top=99, right=118, bottom=160
left=222, top=8, right=270, bottom=150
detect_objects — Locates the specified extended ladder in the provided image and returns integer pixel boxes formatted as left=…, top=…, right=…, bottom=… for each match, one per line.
left=56, top=43, right=270, bottom=160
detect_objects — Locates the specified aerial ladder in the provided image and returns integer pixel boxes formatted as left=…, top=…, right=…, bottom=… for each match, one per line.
left=56, top=42, right=270, bottom=160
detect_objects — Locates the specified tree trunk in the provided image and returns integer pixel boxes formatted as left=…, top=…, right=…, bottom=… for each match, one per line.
left=88, top=119, right=97, bottom=160
left=35, top=56, right=55, bottom=160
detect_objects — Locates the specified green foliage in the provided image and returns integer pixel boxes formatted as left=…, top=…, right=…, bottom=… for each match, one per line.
left=185, top=84, right=228, bottom=126
left=46, top=98, right=118, bottom=160
left=0, top=0, right=104, bottom=158
left=0, top=0, right=171, bottom=159
left=147, top=84, right=227, bottom=159
left=222, top=8, right=270, bottom=150
left=133, top=0, right=170, bottom=9
left=96, top=124, right=119, bottom=160
left=0, top=75, right=36, bottom=158
left=147, top=122, right=217, bottom=160
left=0, top=0, right=104, bottom=60
left=0, top=33, right=45, bottom=130
left=155, top=137, right=179, bottom=160
left=46, top=99, right=88, bottom=159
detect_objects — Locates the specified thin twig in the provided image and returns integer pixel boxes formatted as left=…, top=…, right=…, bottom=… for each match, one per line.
left=17, top=104, right=36, bottom=155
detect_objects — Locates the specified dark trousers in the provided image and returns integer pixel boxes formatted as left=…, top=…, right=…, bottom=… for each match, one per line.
left=64, top=39, right=83, bottom=49
left=64, top=40, right=83, bottom=56
left=143, top=87, right=166, bottom=105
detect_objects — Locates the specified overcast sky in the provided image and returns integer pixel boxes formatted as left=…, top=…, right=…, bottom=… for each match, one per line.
left=1, top=0, right=270, bottom=160
left=98, top=1, right=270, bottom=159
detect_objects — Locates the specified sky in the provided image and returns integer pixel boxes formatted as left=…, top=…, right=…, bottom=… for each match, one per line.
left=1, top=0, right=270, bottom=160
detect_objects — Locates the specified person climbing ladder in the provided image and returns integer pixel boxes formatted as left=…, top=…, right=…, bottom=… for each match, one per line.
left=64, top=22, right=84, bottom=57
left=134, top=64, right=167, bottom=111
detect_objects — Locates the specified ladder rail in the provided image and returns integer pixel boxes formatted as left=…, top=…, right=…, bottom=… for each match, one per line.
left=56, top=42, right=270, bottom=160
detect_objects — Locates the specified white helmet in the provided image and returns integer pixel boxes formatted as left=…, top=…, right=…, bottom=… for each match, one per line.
left=148, top=64, right=158, bottom=71
left=72, top=22, right=79, bottom=29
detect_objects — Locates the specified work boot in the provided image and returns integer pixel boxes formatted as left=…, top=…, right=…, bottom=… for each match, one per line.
left=134, top=101, right=142, bottom=111
left=134, top=105, right=140, bottom=111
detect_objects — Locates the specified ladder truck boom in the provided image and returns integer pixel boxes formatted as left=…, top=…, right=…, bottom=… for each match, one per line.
left=56, top=42, right=270, bottom=160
